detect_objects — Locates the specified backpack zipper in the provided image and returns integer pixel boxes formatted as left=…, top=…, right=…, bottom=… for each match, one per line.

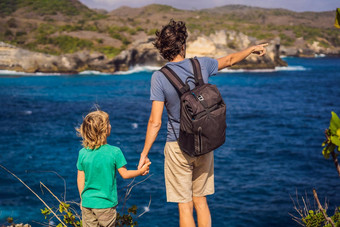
left=198, top=127, right=202, bottom=153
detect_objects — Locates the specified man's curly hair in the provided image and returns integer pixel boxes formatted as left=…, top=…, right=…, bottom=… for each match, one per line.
left=153, top=19, right=188, bottom=61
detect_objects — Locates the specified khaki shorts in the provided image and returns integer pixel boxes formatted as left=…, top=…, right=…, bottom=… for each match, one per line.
left=82, top=207, right=116, bottom=227
left=164, top=141, right=214, bottom=203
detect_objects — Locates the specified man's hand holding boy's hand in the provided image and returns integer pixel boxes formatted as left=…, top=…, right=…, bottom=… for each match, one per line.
left=138, top=154, right=150, bottom=170
left=140, top=161, right=151, bottom=175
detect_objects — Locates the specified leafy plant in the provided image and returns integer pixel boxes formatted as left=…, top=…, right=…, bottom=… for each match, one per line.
left=301, top=207, right=340, bottom=227
left=292, top=112, right=340, bottom=227
left=115, top=205, right=138, bottom=227
left=41, top=202, right=141, bottom=227
left=322, top=112, right=340, bottom=176
left=7, top=217, right=14, bottom=225
left=302, top=209, right=327, bottom=227
left=41, top=202, right=81, bottom=227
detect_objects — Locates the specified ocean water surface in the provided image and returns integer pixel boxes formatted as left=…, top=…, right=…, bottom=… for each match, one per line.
left=0, top=57, right=339, bottom=226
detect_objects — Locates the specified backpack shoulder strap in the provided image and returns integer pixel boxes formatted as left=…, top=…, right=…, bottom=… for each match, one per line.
left=190, top=57, right=204, bottom=86
left=160, top=65, right=189, bottom=96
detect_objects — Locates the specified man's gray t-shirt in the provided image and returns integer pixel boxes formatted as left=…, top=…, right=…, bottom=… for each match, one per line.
left=150, top=57, right=219, bottom=142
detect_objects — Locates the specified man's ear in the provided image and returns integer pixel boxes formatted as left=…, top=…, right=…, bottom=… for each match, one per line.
left=181, top=44, right=186, bottom=58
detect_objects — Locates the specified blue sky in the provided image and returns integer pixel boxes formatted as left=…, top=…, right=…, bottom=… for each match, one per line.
left=79, top=0, right=338, bottom=12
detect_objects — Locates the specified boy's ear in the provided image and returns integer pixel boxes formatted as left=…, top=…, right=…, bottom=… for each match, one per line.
left=107, top=124, right=111, bottom=136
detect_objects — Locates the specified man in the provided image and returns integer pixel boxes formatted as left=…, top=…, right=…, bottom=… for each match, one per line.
left=138, top=19, right=267, bottom=227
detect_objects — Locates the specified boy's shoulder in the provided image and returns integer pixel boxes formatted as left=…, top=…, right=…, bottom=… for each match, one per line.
left=78, top=144, right=121, bottom=152
left=101, top=144, right=123, bottom=153
left=78, top=147, right=87, bottom=155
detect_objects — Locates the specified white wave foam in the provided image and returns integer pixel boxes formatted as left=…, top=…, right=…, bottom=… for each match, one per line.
left=23, top=110, right=32, bottom=115
left=131, top=123, right=138, bottom=129
left=315, top=54, right=326, bottom=58
left=114, top=65, right=160, bottom=75
left=219, top=65, right=308, bottom=73
left=275, top=66, right=308, bottom=71
left=79, top=70, right=105, bottom=75
left=0, top=64, right=308, bottom=76
left=0, top=70, right=61, bottom=76
left=0, top=70, right=33, bottom=76
left=219, top=68, right=276, bottom=73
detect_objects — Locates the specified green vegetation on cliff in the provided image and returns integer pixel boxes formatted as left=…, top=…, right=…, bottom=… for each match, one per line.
left=0, top=0, right=94, bottom=16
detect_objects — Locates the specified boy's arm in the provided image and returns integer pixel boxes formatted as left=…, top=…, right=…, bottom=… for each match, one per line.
left=77, top=170, right=85, bottom=199
left=138, top=100, right=164, bottom=169
left=217, top=43, right=268, bottom=70
left=118, top=162, right=151, bottom=179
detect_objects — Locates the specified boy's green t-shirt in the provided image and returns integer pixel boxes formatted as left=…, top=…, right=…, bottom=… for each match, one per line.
left=76, top=144, right=127, bottom=209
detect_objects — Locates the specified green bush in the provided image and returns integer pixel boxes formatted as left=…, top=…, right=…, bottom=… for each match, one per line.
left=52, top=36, right=93, bottom=53
left=147, top=28, right=158, bottom=36
left=98, top=46, right=121, bottom=58
left=109, top=25, right=137, bottom=34
left=279, top=33, right=295, bottom=46
left=7, top=18, right=17, bottom=28
left=187, top=23, right=203, bottom=33
left=34, top=35, right=93, bottom=54
left=0, top=1, right=17, bottom=16
left=16, top=0, right=92, bottom=16
left=83, top=24, right=99, bottom=32
left=90, top=13, right=108, bottom=20
left=111, top=33, right=123, bottom=41
left=4, top=29, right=13, bottom=37
left=246, top=31, right=275, bottom=40
left=43, top=16, right=55, bottom=22
left=136, top=26, right=144, bottom=32
left=15, top=31, right=27, bottom=37
left=318, top=40, right=330, bottom=48
left=59, top=24, right=82, bottom=32
left=122, top=37, right=131, bottom=46
left=36, top=23, right=58, bottom=35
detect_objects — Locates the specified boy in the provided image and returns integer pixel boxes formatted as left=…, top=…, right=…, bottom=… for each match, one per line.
left=77, top=110, right=151, bottom=227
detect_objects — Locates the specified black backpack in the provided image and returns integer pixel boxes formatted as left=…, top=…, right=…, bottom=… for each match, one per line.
left=160, top=57, right=226, bottom=157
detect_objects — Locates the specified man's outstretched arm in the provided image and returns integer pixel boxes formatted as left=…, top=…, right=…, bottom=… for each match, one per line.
left=217, top=43, right=268, bottom=70
left=138, top=100, right=164, bottom=171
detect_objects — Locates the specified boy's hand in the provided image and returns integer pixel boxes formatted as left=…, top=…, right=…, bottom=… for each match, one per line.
left=141, top=161, right=151, bottom=175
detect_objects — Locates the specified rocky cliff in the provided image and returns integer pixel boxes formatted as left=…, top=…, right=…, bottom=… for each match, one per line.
left=105, top=30, right=288, bottom=73
left=0, top=42, right=114, bottom=73
left=0, top=29, right=288, bottom=73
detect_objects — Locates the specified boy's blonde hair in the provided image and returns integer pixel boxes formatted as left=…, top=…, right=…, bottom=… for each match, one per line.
left=76, top=110, right=110, bottom=150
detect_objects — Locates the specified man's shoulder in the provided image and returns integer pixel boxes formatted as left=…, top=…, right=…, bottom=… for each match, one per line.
left=151, top=69, right=167, bottom=87
left=196, top=56, right=216, bottom=64
left=151, top=69, right=164, bottom=79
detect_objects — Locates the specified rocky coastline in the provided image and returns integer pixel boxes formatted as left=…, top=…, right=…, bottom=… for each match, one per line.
left=0, top=30, right=338, bottom=74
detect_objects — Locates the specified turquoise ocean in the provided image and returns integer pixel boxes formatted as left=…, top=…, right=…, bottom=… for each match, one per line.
left=0, top=57, right=339, bottom=226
